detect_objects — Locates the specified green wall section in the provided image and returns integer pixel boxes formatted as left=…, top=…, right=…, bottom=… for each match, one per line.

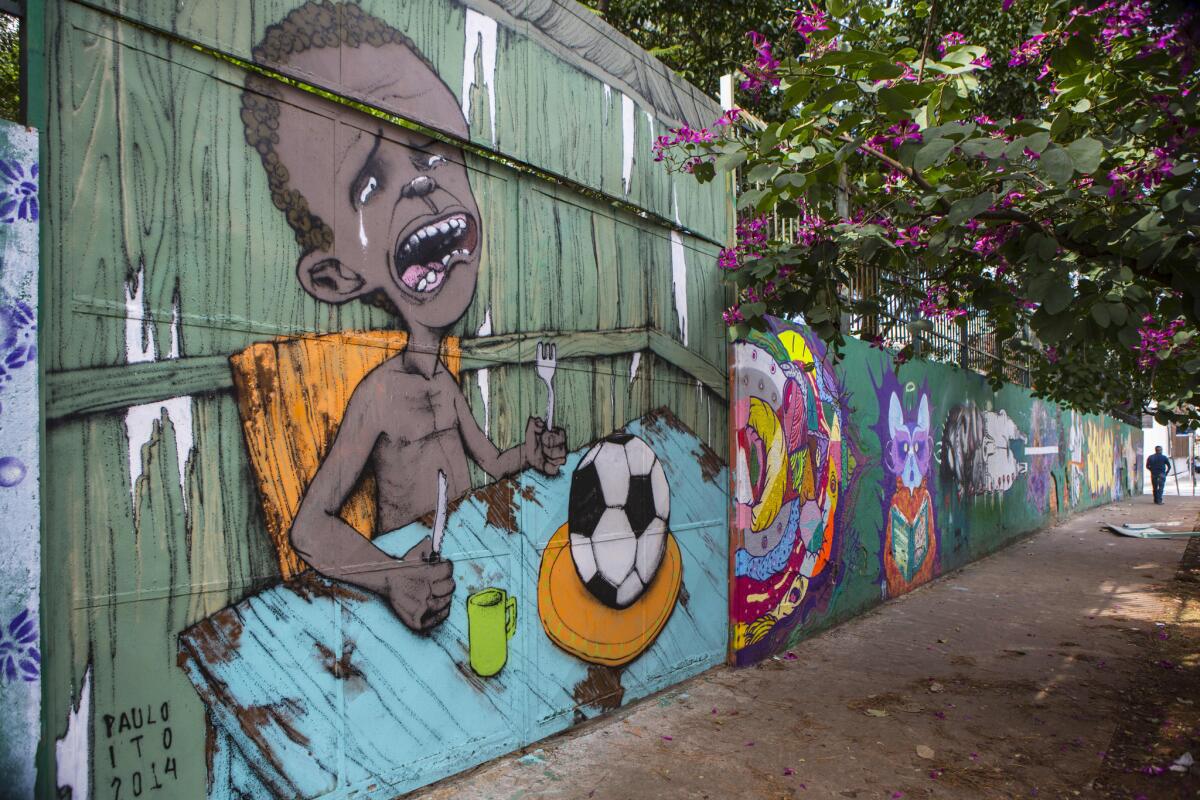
left=730, top=317, right=1142, bottom=666
left=35, top=1, right=730, bottom=798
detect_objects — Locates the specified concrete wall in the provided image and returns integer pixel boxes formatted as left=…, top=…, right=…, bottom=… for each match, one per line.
left=33, top=2, right=729, bottom=797
left=731, top=316, right=1142, bottom=666
left=0, top=120, right=41, bottom=799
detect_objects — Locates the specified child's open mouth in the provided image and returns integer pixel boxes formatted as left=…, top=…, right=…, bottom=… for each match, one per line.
left=394, top=212, right=478, bottom=295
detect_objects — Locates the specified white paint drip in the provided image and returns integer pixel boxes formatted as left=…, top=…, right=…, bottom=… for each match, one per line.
left=629, top=351, right=641, bottom=384
left=476, top=307, right=492, bottom=438
left=621, top=94, right=635, bottom=195
left=125, top=265, right=155, bottom=364
left=124, top=268, right=195, bottom=516
left=358, top=208, right=368, bottom=250
left=462, top=10, right=499, bottom=145
left=668, top=183, right=690, bottom=345
left=602, top=83, right=612, bottom=126
left=55, top=665, right=91, bottom=800
left=670, top=231, right=689, bottom=347
left=167, top=294, right=181, bottom=360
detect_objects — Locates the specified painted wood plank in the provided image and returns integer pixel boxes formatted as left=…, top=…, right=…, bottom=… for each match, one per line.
left=47, top=327, right=733, bottom=419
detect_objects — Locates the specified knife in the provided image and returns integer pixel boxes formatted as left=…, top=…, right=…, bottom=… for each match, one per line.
left=431, top=469, right=448, bottom=557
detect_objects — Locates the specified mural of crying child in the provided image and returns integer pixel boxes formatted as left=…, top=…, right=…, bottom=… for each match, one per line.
left=241, top=2, right=567, bottom=633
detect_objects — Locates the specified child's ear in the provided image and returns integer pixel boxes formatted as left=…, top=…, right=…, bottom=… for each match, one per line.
left=296, top=253, right=368, bottom=304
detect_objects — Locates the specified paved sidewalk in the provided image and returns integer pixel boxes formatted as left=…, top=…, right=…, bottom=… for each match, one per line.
left=415, top=497, right=1200, bottom=799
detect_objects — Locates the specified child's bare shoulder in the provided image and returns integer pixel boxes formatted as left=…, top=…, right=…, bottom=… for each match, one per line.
left=342, top=356, right=423, bottom=419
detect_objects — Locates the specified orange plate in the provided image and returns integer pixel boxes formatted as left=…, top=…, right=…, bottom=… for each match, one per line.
left=537, top=523, right=681, bottom=667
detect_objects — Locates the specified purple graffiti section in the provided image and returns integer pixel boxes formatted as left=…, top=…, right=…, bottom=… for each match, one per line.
left=0, top=608, right=39, bottom=682
left=0, top=160, right=38, bottom=224
left=1026, top=402, right=1061, bottom=513
left=0, top=298, right=36, bottom=389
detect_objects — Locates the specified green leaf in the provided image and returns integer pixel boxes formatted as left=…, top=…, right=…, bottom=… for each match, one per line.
left=1182, top=357, right=1200, bottom=374
left=745, top=163, right=779, bottom=184
left=947, top=191, right=995, bottom=226
left=1043, top=286, right=1073, bottom=315
left=1091, top=302, right=1111, bottom=328
left=879, top=83, right=933, bottom=111
left=868, top=61, right=904, bottom=81
left=1037, top=147, right=1075, bottom=184
left=1070, top=98, right=1092, bottom=113
left=1028, top=233, right=1058, bottom=260
left=1118, top=324, right=1142, bottom=349
left=783, top=80, right=812, bottom=107
left=1065, top=137, right=1103, bottom=174
left=1006, top=132, right=1051, bottom=161
left=714, top=151, right=747, bottom=173
left=737, top=188, right=766, bottom=211
left=812, top=83, right=861, bottom=111
left=960, top=138, right=1006, bottom=159
left=1050, top=111, right=1072, bottom=138
left=914, top=138, right=956, bottom=171
left=1107, top=302, right=1128, bottom=326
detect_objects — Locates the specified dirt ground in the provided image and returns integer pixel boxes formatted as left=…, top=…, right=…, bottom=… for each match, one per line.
left=413, top=497, right=1200, bottom=800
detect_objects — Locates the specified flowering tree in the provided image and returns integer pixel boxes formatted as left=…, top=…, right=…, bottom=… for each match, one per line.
left=657, top=0, right=1200, bottom=425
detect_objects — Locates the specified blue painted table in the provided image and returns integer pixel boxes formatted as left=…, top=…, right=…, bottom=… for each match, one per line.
left=179, top=412, right=729, bottom=799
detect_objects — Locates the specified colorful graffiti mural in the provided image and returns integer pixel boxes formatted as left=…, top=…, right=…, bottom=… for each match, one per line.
left=732, top=317, right=1142, bottom=666
left=731, top=321, right=860, bottom=665
left=0, top=121, right=40, bottom=798
left=29, top=0, right=1148, bottom=793
left=39, top=1, right=729, bottom=797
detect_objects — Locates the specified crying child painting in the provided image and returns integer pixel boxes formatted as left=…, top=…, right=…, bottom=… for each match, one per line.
left=239, top=1, right=567, bottom=633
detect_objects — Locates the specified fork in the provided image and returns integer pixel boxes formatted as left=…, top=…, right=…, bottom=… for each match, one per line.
left=535, top=341, right=557, bottom=430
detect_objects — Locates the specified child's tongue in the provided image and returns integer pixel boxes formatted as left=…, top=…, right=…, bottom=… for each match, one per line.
left=401, top=262, right=444, bottom=291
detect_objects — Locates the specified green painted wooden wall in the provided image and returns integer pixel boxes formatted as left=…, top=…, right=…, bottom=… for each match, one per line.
left=33, top=1, right=731, bottom=796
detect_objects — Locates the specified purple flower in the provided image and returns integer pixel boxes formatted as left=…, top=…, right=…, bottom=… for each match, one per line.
left=714, top=108, right=743, bottom=127
left=869, top=120, right=923, bottom=151
left=741, top=31, right=781, bottom=96
left=723, top=305, right=745, bottom=326
left=0, top=161, right=37, bottom=224
left=894, top=224, right=926, bottom=249
left=1009, top=33, right=1054, bottom=67
left=939, top=32, right=968, bottom=57
left=0, top=608, right=40, bottom=682
left=793, top=5, right=830, bottom=41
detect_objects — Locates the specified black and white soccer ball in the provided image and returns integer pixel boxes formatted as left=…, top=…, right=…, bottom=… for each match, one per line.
left=568, top=433, right=671, bottom=609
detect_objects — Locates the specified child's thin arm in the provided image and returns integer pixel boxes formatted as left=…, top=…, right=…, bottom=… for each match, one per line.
left=291, top=388, right=401, bottom=593
left=455, top=388, right=528, bottom=478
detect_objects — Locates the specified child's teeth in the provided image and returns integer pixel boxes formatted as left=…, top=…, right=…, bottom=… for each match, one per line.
left=437, top=222, right=450, bottom=234
left=417, top=278, right=428, bottom=292
left=426, top=270, right=438, bottom=283
left=441, top=254, right=451, bottom=266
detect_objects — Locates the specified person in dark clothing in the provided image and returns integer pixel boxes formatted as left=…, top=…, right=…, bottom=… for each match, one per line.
left=1146, top=446, right=1171, bottom=504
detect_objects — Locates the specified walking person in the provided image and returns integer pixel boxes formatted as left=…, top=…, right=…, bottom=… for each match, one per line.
left=1146, top=446, right=1171, bottom=504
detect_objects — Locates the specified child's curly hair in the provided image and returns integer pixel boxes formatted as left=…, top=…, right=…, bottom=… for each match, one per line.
left=240, top=1, right=438, bottom=255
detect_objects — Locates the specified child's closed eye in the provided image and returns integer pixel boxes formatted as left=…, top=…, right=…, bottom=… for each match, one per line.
left=350, top=132, right=386, bottom=210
